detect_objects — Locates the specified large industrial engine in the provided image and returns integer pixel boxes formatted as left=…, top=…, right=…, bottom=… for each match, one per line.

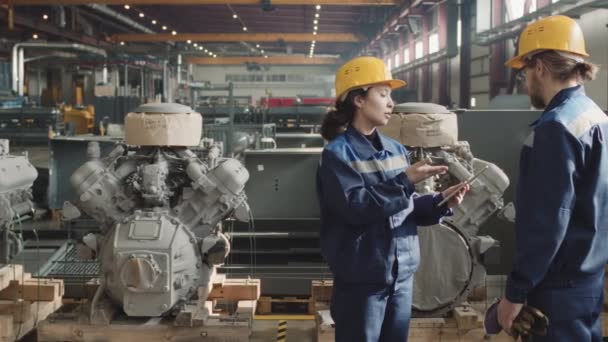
left=381, top=103, right=510, bottom=316
left=69, top=103, right=250, bottom=317
left=0, top=139, right=38, bottom=263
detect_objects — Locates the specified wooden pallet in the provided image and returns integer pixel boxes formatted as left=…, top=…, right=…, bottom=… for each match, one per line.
left=0, top=264, right=64, bottom=342
left=37, top=274, right=260, bottom=342
left=316, top=303, right=513, bottom=342
left=257, top=295, right=314, bottom=315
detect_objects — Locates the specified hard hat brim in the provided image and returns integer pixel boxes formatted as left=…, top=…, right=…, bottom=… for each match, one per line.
left=338, top=79, right=406, bottom=101
left=505, top=55, right=525, bottom=69
left=505, top=48, right=590, bottom=69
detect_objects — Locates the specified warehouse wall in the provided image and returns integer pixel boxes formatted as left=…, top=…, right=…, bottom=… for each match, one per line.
left=191, top=64, right=337, bottom=103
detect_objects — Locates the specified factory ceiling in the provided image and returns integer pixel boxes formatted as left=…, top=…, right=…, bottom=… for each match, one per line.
left=0, top=0, right=443, bottom=63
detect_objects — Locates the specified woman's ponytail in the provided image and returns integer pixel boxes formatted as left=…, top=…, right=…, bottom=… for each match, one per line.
left=320, top=88, right=367, bottom=141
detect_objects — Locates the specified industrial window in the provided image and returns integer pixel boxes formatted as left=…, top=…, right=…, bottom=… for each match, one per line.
left=428, top=32, right=439, bottom=54
left=394, top=53, right=400, bottom=67
left=415, top=40, right=423, bottom=60
left=505, top=0, right=537, bottom=21
left=387, top=58, right=392, bottom=70
left=403, top=47, right=410, bottom=64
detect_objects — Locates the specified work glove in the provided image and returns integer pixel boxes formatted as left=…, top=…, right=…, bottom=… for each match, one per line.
left=510, top=305, right=549, bottom=340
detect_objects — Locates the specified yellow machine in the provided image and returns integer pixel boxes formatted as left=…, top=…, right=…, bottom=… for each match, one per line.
left=61, top=105, right=95, bottom=134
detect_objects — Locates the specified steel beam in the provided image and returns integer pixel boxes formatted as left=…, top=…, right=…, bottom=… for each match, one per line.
left=112, top=32, right=362, bottom=43
left=185, top=56, right=340, bottom=65
left=6, top=0, right=397, bottom=5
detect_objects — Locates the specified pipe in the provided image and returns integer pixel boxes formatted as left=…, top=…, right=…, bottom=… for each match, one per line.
left=12, top=42, right=107, bottom=95
left=177, top=54, right=182, bottom=85
left=85, top=4, right=154, bottom=34
left=102, top=65, right=108, bottom=84
left=123, top=64, right=128, bottom=96
left=162, top=60, right=168, bottom=101
left=459, top=0, right=472, bottom=108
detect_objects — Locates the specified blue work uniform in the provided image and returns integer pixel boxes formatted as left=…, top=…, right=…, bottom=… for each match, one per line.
left=316, top=126, right=452, bottom=342
left=505, top=85, right=608, bottom=341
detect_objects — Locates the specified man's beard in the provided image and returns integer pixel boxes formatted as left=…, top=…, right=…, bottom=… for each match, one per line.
left=528, top=75, right=546, bottom=109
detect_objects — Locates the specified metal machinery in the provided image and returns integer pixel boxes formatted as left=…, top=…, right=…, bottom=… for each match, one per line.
left=0, top=139, right=38, bottom=264
left=381, top=103, right=510, bottom=316
left=60, top=105, right=95, bottom=135
left=66, top=103, right=251, bottom=317
left=0, top=106, right=63, bottom=144
left=257, top=96, right=333, bottom=132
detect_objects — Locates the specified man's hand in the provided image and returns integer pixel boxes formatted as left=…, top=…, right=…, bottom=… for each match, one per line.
left=405, top=160, right=448, bottom=184
left=441, top=183, right=470, bottom=208
left=497, top=298, right=523, bottom=335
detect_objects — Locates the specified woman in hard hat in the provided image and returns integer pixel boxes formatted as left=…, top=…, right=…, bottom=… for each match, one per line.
left=495, top=15, right=607, bottom=341
left=316, top=56, right=469, bottom=341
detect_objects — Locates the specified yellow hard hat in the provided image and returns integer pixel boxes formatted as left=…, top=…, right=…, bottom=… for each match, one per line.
left=505, top=15, right=588, bottom=69
left=335, top=56, right=406, bottom=101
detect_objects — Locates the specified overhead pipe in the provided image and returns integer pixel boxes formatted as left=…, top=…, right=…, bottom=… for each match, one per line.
left=12, top=42, right=107, bottom=95
left=84, top=4, right=154, bottom=34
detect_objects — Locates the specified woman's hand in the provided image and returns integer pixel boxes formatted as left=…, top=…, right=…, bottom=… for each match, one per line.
left=441, top=182, right=470, bottom=208
left=405, top=160, right=448, bottom=184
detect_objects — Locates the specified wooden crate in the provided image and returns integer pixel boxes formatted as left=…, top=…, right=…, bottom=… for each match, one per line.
left=0, top=264, right=64, bottom=342
left=37, top=275, right=259, bottom=342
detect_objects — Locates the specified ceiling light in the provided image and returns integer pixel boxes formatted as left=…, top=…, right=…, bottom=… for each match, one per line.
left=264, top=55, right=268, bottom=58
left=243, top=27, right=248, bottom=31
left=32, top=34, right=39, bottom=39
left=187, top=40, right=192, bottom=44
left=313, top=19, right=318, bottom=25
left=315, top=13, right=319, bottom=18
left=193, top=43, right=198, bottom=46
left=213, top=55, right=217, bottom=58
left=152, top=20, right=157, bottom=25
left=204, top=49, right=208, bottom=52
left=316, top=5, right=321, bottom=10
left=42, top=14, right=48, bottom=20
left=162, top=26, right=167, bottom=31
left=171, top=30, right=177, bottom=35
left=120, top=41, right=125, bottom=45
left=313, top=31, right=317, bottom=35
left=312, top=40, right=316, bottom=44
left=208, top=52, right=213, bottom=56
left=199, top=46, right=203, bottom=50
left=261, top=49, right=264, bottom=53
left=124, top=4, right=130, bottom=10
left=233, top=14, right=238, bottom=19
left=256, top=44, right=260, bottom=48
left=139, top=12, right=145, bottom=18
left=314, top=25, right=318, bottom=30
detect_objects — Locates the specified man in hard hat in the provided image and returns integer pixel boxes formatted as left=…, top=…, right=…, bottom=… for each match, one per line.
left=496, top=15, right=608, bottom=341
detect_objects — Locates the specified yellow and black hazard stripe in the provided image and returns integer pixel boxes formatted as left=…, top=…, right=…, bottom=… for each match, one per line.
left=276, top=319, right=287, bottom=342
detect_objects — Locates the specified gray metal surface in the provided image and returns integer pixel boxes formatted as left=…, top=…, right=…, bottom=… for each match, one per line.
left=243, top=148, right=322, bottom=220
left=275, top=133, right=325, bottom=148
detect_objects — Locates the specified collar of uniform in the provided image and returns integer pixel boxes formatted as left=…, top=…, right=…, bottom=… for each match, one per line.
left=345, top=125, right=393, bottom=159
left=530, top=85, right=584, bottom=127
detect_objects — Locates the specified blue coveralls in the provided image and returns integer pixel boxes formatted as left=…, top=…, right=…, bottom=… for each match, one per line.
left=506, top=86, right=608, bottom=341
left=316, top=126, right=452, bottom=342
